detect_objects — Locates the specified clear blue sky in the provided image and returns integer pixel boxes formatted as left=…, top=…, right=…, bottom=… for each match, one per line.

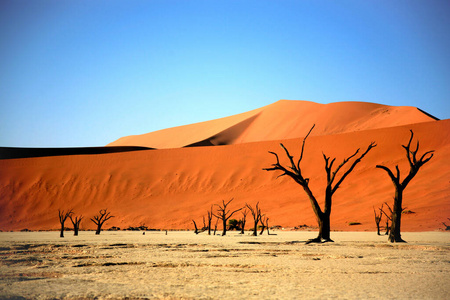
left=1, top=0, right=449, bottom=147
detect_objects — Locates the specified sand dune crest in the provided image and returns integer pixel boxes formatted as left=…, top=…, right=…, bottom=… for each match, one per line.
left=108, top=100, right=438, bottom=149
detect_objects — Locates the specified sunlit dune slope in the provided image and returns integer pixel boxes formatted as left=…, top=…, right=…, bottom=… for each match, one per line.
left=107, top=100, right=438, bottom=149
left=1, top=119, right=448, bottom=232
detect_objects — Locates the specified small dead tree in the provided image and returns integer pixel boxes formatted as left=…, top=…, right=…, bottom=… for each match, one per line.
left=192, top=216, right=208, bottom=234
left=69, top=214, right=83, bottom=236
left=58, top=209, right=73, bottom=238
left=381, top=202, right=393, bottom=235
left=212, top=198, right=242, bottom=236
left=90, top=209, right=114, bottom=235
left=207, top=206, right=214, bottom=235
left=264, top=124, right=376, bottom=243
left=213, top=217, right=219, bottom=235
left=373, top=205, right=383, bottom=235
left=240, top=208, right=249, bottom=234
left=376, top=130, right=434, bottom=242
left=192, top=219, right=199, bottom=234
left=263, top=216, right=276, bottom=235
left=246, top=202, right=263, bottom=236
left=259, top=216, right=267, bottom=235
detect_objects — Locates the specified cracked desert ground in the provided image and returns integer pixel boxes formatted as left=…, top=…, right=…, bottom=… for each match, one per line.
left=0, top=231, right=449, bottom=299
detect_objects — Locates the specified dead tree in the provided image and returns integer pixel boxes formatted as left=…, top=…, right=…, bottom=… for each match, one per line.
left=259, top=221, right=266, bottom=235
left=90, top=209, right=114, bottom=235
left=192, top=219, right=199, bottom=234
left=373, top=205, right=383, bottom=235
left=192, top=216, right=208, bottom=234
left=207, top=206, right=213, bottom=235
left=380, top=202, right=393, bottom=235
left=240, top=208, right=249, bottom=234
left=58, top=209, right=73, bottom=238
left=212, top=198, right=242, bottom=236
left=264, top=124, right=376, bottom=243
left=213, top=217, right=219, bottom=235
left=263, top=216, right=276, bottom=235
left=69, top=214, right=83, bottom=236
left=376, top=130, right=434, bottom=242
left=259, top=216, right=268, bottom=235
left=246, top=202, right=263, bottom=236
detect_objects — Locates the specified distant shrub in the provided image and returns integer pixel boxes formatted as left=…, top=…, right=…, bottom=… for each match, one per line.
left=227, top=219, right=241, bottom=230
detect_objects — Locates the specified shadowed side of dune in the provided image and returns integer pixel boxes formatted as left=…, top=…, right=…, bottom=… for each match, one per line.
left=417, top=108, right=440, bottom=121
left=0, top=146, right=153, bottom=160
left=184, top=113, right=260, bottom=147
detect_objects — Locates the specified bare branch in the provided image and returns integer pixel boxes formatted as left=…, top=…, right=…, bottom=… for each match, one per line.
left=280, top=143, right=298, bottom=175
left=419, top=150, right=434, bottom=165
left=376, top=165, right=399, bottom=187
left=332, top=142, right=377, bottom=194
left=297, top=124, right=315, bottom=170
left=384, top=202, right=393, bottom=215
left=334, top=148, right=360, bottom=173
left=402, top=130, right=414, bottom=167
left=227, top=207, right=243, bottom=220
left=268, top=151, right=280, bottom=165
left=58, top=209, right=73, bottom=223
left=380, top=202, right=393, bottom=221
left=69, top=214, right=83, bottom=224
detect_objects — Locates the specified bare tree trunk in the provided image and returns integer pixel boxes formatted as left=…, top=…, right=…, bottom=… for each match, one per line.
left=240, top=219, right=246, bottom=234
left=374, top=206, right=382, bottom=235
left=315, top=212, right=331, bottom=242
left=240, top=209, right=248, bottom=234
left=389, top=189, right=405, bottom=242
left=207, top=206, right=213, bottom=235
left=252, top=224, right=258, bottom=236
left=213, top=218, right=218, bottom=235
left=380, top=202, right=392, bottom=236
left=221, top=218, right=227, bottom=236
left=385, top=220, right=390, bottom=235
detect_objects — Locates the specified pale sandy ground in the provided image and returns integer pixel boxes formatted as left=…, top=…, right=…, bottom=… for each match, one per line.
left=0, top=231, right=449, bottom=299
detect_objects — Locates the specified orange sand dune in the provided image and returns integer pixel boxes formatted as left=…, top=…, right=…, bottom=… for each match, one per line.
left=1, top=118, right=448, bottom=232
left=108, top=100, right=438, bottom=149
